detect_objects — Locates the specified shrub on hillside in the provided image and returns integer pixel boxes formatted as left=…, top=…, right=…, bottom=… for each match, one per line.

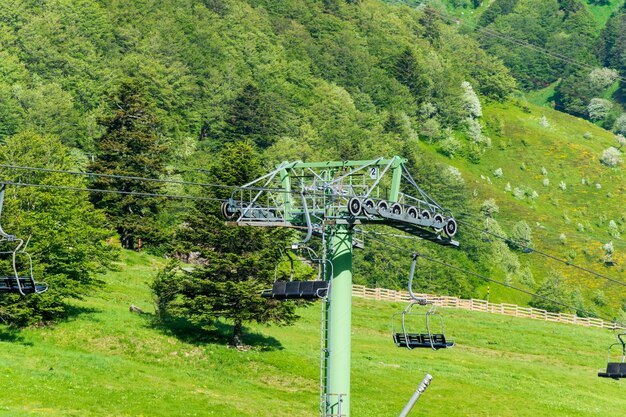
left=438, top=136, right=462, bottom=158
left=603, top=241, right=614, bottom=265
left=480, top=198, right=499, bottom=217
left=601, top=147, right=623, bottom=167
left=461, top=81, right=482, bottom=118
left=616, top=134, right=625, bottom=150
left=529, top=271, right=572, bottom=314
left=586, top=98, right=613, bottom=121
left=509, top=220, right=533, bottom=251
left=608, top=220, right=620, bottom=239
left=614, top=113, right=626, bottom=135
left=588, top=68, right=618, bottom=91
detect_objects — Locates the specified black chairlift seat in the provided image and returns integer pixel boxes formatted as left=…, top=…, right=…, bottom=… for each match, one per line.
left=598, top=362, right=626, bottom=379
left=393, top=332, right=454, bottom=350
left=262, top=280, right=328, bottom=300
left=598, top=332, right=626, bottom=380
left=0, top=277, right=49, bottom=294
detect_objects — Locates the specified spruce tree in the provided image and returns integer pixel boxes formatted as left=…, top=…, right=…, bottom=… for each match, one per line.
left=0, top=132, right=114, bottom=326
left=168, top=142, right=298, bottom=346
left=89, top=80, right=168, bottom=249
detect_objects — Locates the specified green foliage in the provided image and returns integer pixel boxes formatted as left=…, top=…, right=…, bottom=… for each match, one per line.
left=0, top=132, right=115, bottom=326
left=480, top=0, right=598, bottom=92
left=164, top=142, right=300, bottom=346
left=479, top=0, right=519, bottom=26
left=530, top=270, right=573, bottom=313
left=150, top=259, right=181, bottom=320
left=509, top=220, right=533, bottom=250
left=89, top=80, right=169, bottom=250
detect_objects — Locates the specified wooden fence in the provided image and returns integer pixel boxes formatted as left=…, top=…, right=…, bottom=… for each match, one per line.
left=351, top=285, right=621, bottom=330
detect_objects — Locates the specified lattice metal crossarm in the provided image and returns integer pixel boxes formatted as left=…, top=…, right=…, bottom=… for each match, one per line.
left=221, top=156, right=459, bottom=247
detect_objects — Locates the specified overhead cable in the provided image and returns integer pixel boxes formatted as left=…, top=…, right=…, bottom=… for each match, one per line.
left=425, top=6, right=626, bottom=83
left=362, top=231, right=625, bottom=328
left=456, top=218, right=626, bottom=288
left=0, top=180, right=225, bottom=201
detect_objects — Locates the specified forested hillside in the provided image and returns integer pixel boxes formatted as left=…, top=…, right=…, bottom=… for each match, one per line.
left=392, top=0, right=626, bottom=128
left=0, top=0, right=623, bottom=329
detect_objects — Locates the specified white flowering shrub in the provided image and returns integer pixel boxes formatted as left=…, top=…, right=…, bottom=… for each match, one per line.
left=587, top=98, right=613, bottom=121
left=543, top=178, right=550, bottom=187
left=559, top=181, right=567, bottom=190
left=505, top=182, right=511, bottom=192
left=494, top=168, right=503, bottom=178
left=462, top=81, right=482, bottom=118
left=481, top=198, right=499, bottom=217
left=466, top=118, right=491, bottom=147
left=609, top=220, right=620, bottom=239
left=513, top=187, right=525, bottom=199
left=531, top=190, right=539, bottom=200
left=615, top=113, right=626, bottom=135
left=588, top=68, right=619, bottom=90
left=559, top=233, right=567, bottom=245
left=539, top=116, right=550, bottom=128
left=596, top=183, right=602, bottom=189
left=616, top=134, right=626, bottom=149
left=577, top=223, right=585, bottom=232
left=541, top=167, right=548, bottom=176
left=511, top=220, right=533, bottom=249
left=446, top=166, right=465, bottom=184
left=601, top=147, right=623, bottom=167
left=583, top=131, right=593, bottom=140
left=603, top=241, right=614, bottom=264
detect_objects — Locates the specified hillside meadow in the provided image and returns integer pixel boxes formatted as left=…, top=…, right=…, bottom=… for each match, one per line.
left=0, top=251, right=624, bottom=416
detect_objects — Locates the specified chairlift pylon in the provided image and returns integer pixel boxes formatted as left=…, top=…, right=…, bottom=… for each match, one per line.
left=0, top=184, right=48, bottom=295
left=392, top=254, right=454, bottom=350
left=598, top=330, right=626, bottom=380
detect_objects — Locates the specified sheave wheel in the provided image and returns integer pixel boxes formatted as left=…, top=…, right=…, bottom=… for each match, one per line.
left=221, top=201, right=238, bottom=220
left=348, top=197, right=362, bottom=216
left=444, top=218, right=457, bottom=237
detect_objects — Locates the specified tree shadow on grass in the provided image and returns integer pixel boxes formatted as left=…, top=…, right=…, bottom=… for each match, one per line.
left=62, top=304, right=103, bottom=322
left=146, top=314, right=283, bottom=351
left=0, top=327, right=33, bottom=346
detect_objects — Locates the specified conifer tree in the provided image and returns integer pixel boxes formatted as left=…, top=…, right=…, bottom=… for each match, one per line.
left=89, top=80, right=168, bottom=249
left=168, top=141, right=298, bottom=346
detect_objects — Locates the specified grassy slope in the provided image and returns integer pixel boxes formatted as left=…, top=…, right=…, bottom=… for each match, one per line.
left=583, top=0, right=625, bottom=27
left=418, top=100, right=625, bottom=308
left=1, top=251, right=625, bottom=416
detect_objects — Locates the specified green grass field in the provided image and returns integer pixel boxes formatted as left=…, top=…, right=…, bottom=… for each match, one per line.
left=418, top=99, right=625, bottom=310
left=1, top=251, right=625, bottom=416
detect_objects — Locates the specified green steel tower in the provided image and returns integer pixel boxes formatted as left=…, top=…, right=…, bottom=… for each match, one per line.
left=221, top=157, right=458, bottom=417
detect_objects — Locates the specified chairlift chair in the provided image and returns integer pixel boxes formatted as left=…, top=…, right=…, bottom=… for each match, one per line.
left=392, top=254, right=454, bottom=350
left=0, top=184, right=48, bottom=295
left=392, top=301, right=454, bottom=350
left=598, top=331, right=626, bottom=380
left=261, top=247, right=328, bottom=301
